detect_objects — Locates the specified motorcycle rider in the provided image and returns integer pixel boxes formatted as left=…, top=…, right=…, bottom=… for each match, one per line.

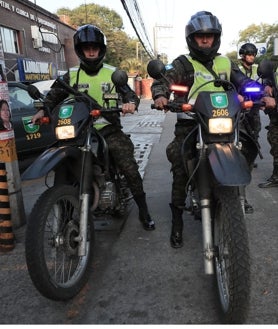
left=150, top=11, right=274, bottom=248
left=32, top=24, right=155, bottom=231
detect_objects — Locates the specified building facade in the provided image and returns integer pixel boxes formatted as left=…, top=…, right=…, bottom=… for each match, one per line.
left=0, top=0, right=78, bottom=82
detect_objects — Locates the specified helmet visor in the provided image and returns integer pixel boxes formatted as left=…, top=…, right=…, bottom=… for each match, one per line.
left=186, top=14, right=222, bottom=37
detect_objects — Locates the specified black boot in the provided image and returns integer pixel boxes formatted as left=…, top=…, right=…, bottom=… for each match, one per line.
left=258, top=174, right=278, bottom=188
left=170, top=203, right=183, bottom=248
left=133, top=193, right=155, bottom=231
left=244, top=199, right=254, bottom=214
left=260, top=164, right=278, bottom=188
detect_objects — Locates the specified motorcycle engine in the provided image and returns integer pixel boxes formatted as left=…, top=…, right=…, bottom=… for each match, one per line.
left=98, top=181, right=117, bottom=210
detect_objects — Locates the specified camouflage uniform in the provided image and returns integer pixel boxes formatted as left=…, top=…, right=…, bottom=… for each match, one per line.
left=258, top=109, right=278, bottom=187
left=152, top=56, right=257, bottom=209
left=104, top=129, right=144, bottom=196
left=43, top=69, right=155, bottom=230
left=44, top=71, right=143, bottom=196
left=267, top=112, right=278, bottom=171
left=258, top=65, right=278, bottom=188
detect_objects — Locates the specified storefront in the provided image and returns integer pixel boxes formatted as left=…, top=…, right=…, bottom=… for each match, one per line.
left=0, top=0, right=78, bottom=82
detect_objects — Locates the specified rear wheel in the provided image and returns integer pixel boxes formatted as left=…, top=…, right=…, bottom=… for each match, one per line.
left=25, top=185, right=95, bottom=301
left=213, top=187, right=250, bottom=323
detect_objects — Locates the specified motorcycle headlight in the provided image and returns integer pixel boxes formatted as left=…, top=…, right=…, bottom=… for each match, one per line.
left=208, top=118, right=233, bottom=134
left=55, top=125, right=75, bottom=139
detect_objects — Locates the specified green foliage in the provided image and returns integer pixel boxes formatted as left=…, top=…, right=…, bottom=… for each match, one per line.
left=56, top=3, right=150, bottom=71
left=238, top=23, right=278, bottom=60
left=225, top=51, right=238, bottom=62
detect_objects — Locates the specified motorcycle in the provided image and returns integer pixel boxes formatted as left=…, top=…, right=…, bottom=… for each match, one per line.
left=22, top=70, right=132, bottom=301
left=147, top=59, right=265, bottom=323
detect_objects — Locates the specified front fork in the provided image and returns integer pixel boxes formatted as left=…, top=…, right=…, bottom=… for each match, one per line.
left=238, top=185, right=246, bottom=216
left=200, top=198, right=214, bottom=274
left=77, top=133, right=95, bottom=256
left=196, top=151, right=215, bottom=275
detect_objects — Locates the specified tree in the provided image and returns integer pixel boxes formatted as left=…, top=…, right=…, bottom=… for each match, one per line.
left=237, top=23, right=278, bottom=61
left=56, top=4, right=149, bottom=70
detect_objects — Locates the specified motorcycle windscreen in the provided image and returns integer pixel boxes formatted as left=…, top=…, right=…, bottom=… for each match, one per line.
left=208, top=143, right=251, bottom=186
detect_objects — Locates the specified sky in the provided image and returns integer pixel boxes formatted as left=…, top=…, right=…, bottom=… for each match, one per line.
left=34, top=0, right=278, bottom=61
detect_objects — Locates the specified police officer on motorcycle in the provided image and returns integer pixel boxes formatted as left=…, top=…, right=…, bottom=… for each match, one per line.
left=32, top=24, right=155, bottom=231
left=150, top=11, right=274, bottom=248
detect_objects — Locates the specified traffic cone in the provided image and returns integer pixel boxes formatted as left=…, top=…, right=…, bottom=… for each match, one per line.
left=0, top=162, right=15, bottom=252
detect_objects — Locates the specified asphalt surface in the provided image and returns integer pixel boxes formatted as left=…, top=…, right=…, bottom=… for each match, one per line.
left=0, top=100, right=278, bottom=324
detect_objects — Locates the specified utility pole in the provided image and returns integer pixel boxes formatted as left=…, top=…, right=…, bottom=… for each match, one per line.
left=153, top=24, right=173, bottom=60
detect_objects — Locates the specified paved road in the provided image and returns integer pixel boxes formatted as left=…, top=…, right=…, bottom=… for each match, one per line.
left=0, top=101, right=277, bottom=324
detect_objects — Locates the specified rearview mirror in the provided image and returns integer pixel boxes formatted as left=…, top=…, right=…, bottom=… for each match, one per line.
left=111, top=69, right=128, bottom=87
left=147, top=60, right=166, bottom=79
left=257, top=59, right=274, bottom=80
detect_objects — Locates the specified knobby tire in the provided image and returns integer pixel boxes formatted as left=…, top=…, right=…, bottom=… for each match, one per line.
left=213, top=186, right=250, bottom=324
left=25, top=185, right=95, bottom=301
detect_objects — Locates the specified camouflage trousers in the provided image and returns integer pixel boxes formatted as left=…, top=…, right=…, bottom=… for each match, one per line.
left=166, top=122, right=196, bottom=208
left=245, top=108, right=262, bottom=140
left=104, top=130, right=144, bottom=196
left=266, top=123, right=278, bottom=168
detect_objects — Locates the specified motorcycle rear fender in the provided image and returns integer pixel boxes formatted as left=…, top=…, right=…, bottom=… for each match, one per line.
left=208, top=143, right=251, bottom=186
left=21, top=146, right=81, bottom=180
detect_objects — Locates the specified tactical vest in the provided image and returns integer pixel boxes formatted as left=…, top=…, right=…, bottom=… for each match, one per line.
left=239, top=63, right=259, bottom=80
left=69, top=64, right=116, bottom=130
left=176, top=55, right=231, bottom=120
left=186, top=55, right=231, bottom=105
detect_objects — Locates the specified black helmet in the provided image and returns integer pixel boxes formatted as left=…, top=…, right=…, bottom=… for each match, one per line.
left=239, top=43, right=258, bottom=56
left=185, top=11, right=222, bottom=62
left=74, top=24, right=107, bottom=74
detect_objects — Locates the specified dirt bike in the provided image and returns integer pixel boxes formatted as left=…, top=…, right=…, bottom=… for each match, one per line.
left=147, top=59, right=265, bottom=323
left=21, top=70, right=132, bottom=301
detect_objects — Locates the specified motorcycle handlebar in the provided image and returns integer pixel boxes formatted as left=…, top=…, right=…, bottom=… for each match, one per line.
left=151, top=99, right=267, bottom=113
left=151, top=103, right=186, bottom=113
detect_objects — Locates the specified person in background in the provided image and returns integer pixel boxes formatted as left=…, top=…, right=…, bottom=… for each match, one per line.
left=150, top=11, right=274, bottom=248
left=31, top=24, right=155, bottom=231
left=0, top=99, right=12, bottom=131
left=238, top=43, right=262, bottom=172
left=237, top=43, right=261, bottom=213
left=258, top=65, right=278, bottom=188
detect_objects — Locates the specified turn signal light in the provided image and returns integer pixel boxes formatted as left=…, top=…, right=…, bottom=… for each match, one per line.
left=182, top=104, right=192, bottom=112
left=40, top=117, right=50, bottom=124
left=242, top=101, right=253, bottom=109
left=90, top=109, right=101, bottom=117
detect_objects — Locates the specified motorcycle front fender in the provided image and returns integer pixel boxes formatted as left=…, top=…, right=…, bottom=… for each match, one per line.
left=21, top=146, right=81, bottom=181
left=208, top=143, right=251, bottom=186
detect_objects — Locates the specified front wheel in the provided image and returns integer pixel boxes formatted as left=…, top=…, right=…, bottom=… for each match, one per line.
left=25, top=185, right=95, bottom=301
left=213, top=187, right=250, bottom=323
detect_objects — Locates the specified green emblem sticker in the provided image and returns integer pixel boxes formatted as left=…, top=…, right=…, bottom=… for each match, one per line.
left=59, top=105, right=73, bottom=119
left=22, top=117, right=40, bottom=133
left=210, top=93, right=228, bottom=108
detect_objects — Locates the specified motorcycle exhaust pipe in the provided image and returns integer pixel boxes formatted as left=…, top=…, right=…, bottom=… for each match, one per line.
left=200, top=198, right=214, bottom=274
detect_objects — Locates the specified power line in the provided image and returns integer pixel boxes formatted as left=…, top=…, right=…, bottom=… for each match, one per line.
left=120, top=0, right=155, bottom=58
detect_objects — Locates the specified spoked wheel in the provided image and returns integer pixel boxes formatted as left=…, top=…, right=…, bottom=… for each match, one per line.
left=25, top=185, right=95, bottom=301
left=213, top=187, right=250, bottom=323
